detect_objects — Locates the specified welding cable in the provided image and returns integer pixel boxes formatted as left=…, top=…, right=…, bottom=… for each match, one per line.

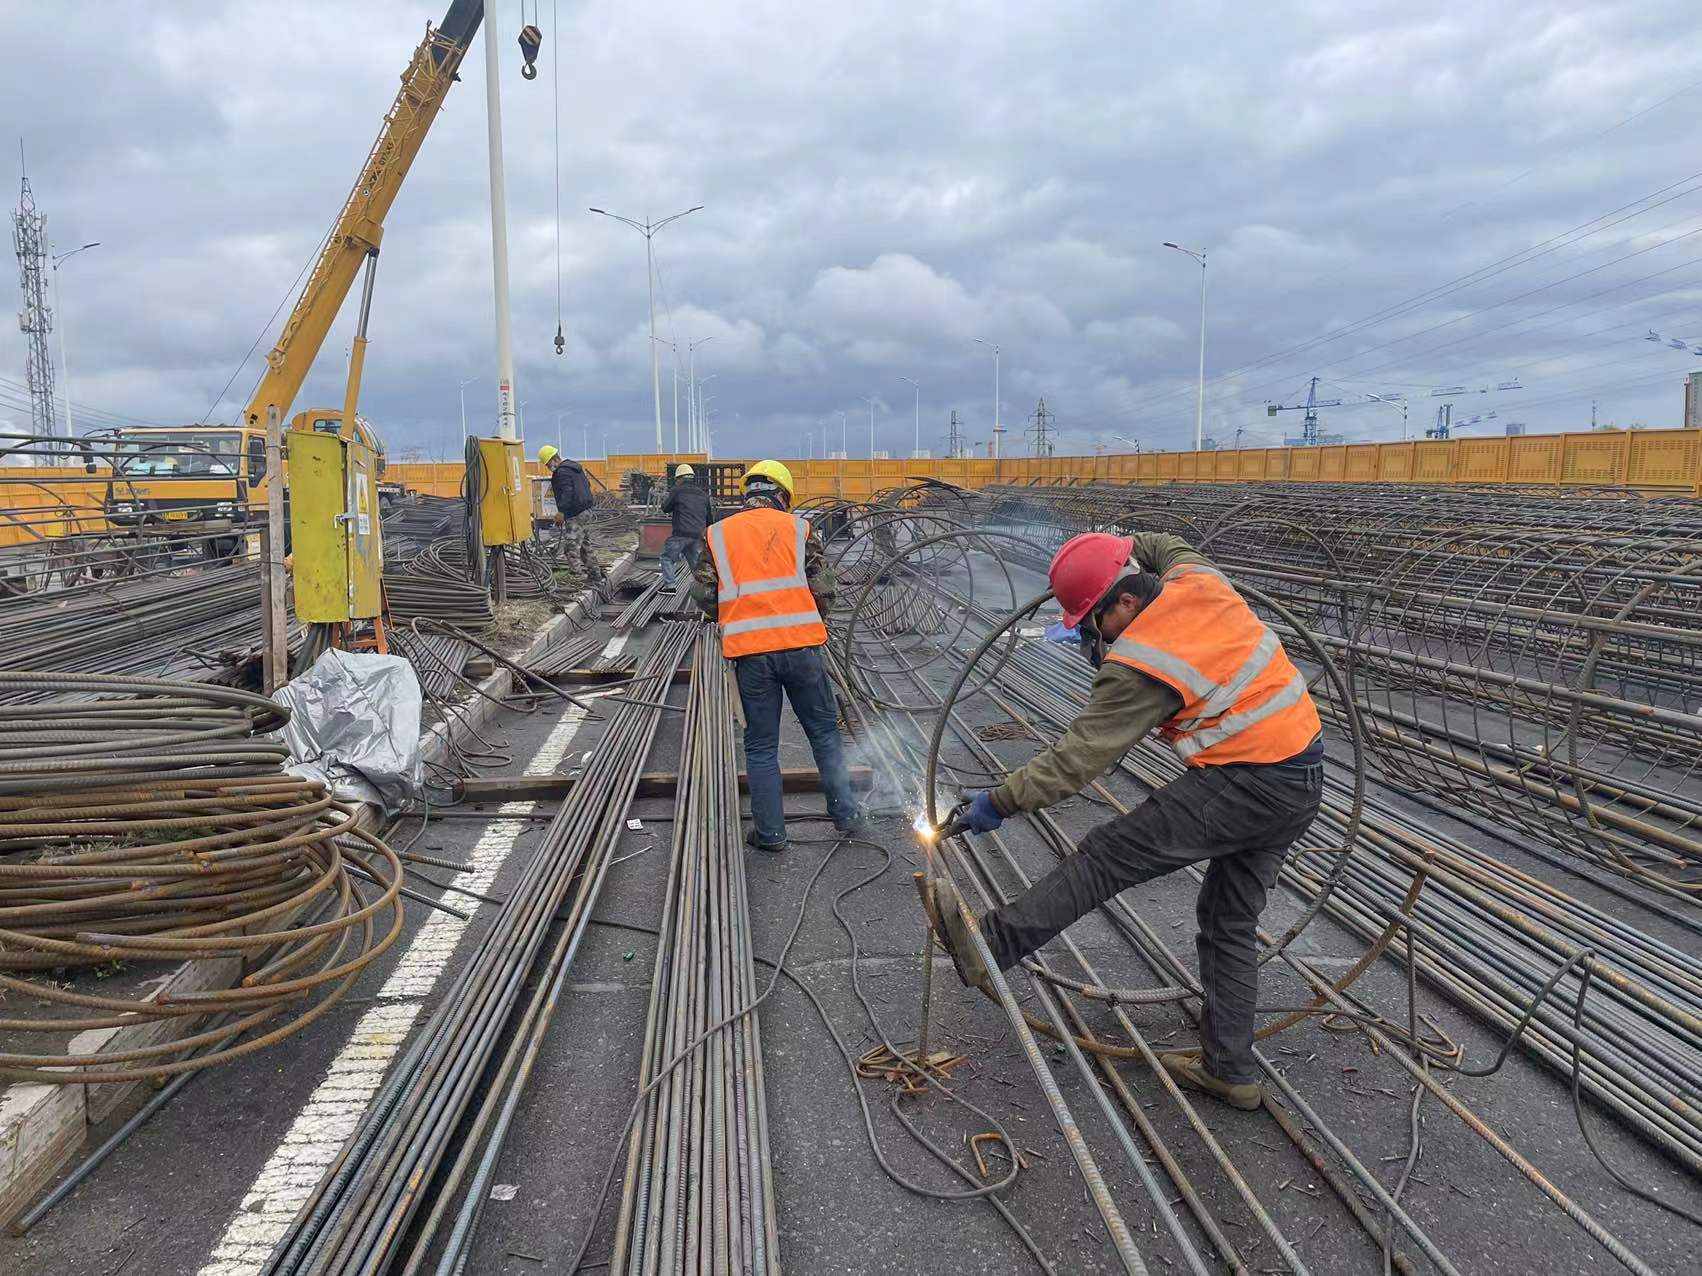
left=589, top=895, right=1059, bottom=1276
left=1443, top=947, right=1702, bottom=1229
left=564, top=837, right=1048, bottom=1276
left=411, top=617, right=604, bottom=715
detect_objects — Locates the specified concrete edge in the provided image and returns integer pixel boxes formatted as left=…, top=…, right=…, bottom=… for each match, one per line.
left=0, top=549, right=635, bottom=1227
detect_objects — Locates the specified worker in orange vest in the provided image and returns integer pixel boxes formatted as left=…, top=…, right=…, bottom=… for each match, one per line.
left=692, top=460, right=865, bottom=850
left=922, top=531, right=1323, bottom=1110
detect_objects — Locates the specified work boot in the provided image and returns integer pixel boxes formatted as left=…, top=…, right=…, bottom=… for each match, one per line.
left=1157, top=1052, right=1261, bottom=1111
left=834, top=808, right=873, bottom=838
left=917, top=875, right=992, bottom=993
left=744, top=827, right=787, bottom=854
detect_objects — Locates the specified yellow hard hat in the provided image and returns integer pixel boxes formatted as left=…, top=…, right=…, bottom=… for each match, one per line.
left=675, top=463, right=695, bottom=478
left=743, top=459, right=794, bottom=501
left=538, top=444, right=559, bottom=465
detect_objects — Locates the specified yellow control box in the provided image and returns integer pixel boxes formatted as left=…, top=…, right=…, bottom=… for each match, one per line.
left=476, top=437, right=530, bottom=547
left=288, top=430, right=384, bottom=622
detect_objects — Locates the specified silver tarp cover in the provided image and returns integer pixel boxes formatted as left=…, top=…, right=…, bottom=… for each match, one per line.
left=276, top=649, right=422, bottom=814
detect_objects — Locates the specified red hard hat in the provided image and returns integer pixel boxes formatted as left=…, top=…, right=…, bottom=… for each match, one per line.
left=1050, top=532, right=1134, bottom=627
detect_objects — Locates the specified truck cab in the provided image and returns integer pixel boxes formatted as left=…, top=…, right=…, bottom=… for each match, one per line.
left=102, top=411, right=387, bottom=535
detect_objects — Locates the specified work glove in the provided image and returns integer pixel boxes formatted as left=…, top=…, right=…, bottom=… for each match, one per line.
left=1043, top=621, right=1078, bottom=643
left=962, top=791, right=1004, bottom=834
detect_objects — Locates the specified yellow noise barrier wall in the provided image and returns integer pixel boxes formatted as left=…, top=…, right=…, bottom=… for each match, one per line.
left=389, top=427, right=1702, bottom=506
left=6, top=426, right=1694, bottom=554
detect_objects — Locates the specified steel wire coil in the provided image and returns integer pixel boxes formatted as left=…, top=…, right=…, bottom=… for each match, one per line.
left=0, top=672, right=403, bottom=1084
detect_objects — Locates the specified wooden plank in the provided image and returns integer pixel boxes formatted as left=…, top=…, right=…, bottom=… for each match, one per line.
left=457, top=764, right=875, bottom=803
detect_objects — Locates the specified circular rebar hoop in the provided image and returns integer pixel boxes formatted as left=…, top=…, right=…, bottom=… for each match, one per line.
left=835, top=527, right=1036, bottom=713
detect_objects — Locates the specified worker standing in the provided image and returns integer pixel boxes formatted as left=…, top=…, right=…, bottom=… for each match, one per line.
left=693, top=460, right=865, bottom=851
left=922, top=531, right=1323, bottom=1110
left=538, top=444, right=596, bottom=576
left=659, top=464, right=712, bottom=587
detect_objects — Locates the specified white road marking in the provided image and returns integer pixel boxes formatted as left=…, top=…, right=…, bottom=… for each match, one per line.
left=195, top=630, right=630, bottom=1276
left=196, top=1002, right=420, bottom=1276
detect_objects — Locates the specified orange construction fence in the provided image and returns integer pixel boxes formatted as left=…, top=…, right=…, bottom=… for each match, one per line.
left=389, top=427, right=1702, bottom=505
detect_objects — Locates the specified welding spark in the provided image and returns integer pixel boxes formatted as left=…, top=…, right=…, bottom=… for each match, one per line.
left=912, top=810, right=937, bottom=841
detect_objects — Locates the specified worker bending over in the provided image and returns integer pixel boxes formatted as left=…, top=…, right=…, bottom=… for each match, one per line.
left=926, top=531, right=1323, bottom=1109
left=659, top=464, right=712, bottom=586
left=538, top=445, right=597, bottom=576
left=693, top=461, right=864, bottom=850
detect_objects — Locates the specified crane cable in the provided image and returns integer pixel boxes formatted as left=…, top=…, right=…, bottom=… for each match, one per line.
left=517, top=0, right=542, bottom=80
left=551, top=0, right=564, bottom=355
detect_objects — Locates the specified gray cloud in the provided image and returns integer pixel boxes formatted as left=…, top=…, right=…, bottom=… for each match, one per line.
left=3, top=0, right=1700, bottom=461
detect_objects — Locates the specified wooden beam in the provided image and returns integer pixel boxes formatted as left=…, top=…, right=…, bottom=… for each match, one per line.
left=457, top=765, right=874, bottom=804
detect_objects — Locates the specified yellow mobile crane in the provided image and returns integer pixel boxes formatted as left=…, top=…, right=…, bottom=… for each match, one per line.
left=103, top=0, right=488, bottom=608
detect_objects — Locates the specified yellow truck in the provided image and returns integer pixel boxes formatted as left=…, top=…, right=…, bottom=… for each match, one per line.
left=99, top=413, right=388, bottom=552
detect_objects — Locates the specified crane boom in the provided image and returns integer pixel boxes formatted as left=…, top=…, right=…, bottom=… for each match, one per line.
left=240, top=0, right=484, bottom=432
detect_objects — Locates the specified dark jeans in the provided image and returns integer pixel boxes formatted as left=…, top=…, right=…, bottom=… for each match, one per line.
left=660, top=535, right=700, bottom=586
left=981, top=759, right=1323, bottom=1084
left=733, top=645, right=858, bottom=846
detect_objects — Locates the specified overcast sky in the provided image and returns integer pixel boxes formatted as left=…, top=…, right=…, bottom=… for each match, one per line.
left=3, top=0, right=1700, bottom=460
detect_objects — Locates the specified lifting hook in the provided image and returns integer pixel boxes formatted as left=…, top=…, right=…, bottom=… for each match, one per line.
left=518, top=24, right=542, bottom=79
left=554, top=323, right=566, bottom=355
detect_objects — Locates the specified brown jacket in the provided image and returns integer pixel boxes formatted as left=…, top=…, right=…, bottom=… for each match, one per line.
left=990, top=532, right=1211, bottom=815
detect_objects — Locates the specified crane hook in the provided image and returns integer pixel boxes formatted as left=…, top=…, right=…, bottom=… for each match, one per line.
left=554, top=324, right=565, bottom=356
left=518, top=24, right=542, bottom=79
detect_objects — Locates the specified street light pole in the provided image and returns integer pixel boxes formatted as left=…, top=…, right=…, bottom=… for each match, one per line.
left=696, top=373, right=717, bottom=449
left=1163, top=241, right=1208, bottom=452
left=652, top=338, right=680, bottom=450
left=50, top=242, right=99, bottom=442
left=861, top=395, right=878, bottom=458
left=900, top=376, right=920, bottom=457
left=687, top=335, right=715, bottom=451
left=974, top=338, right=1001, bottom=458
left=458, top=377, right=478, bottom=438
left=589, top=204, right=703, bottom=452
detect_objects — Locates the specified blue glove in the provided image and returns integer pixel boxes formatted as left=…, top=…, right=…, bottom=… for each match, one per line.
left=1043, top=621, right=1079, bottom=643
left=963, top=791, right=1004, bottom=834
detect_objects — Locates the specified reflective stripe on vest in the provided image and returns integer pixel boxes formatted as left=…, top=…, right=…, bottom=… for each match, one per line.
left=1105, top=564, right=1320, bottom=766
left=723, top=610, right=825, bottom=638
left=709, top=507, right=827, bottom=657
left=1172, top=668, right=1309, bottom=760
left=707, top=515, right=809, bottom=604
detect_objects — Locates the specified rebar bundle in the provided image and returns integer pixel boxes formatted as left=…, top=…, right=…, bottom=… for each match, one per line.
left=614, top=572, right=672, bottom=629
left=263, top=622, right=697, bottom=1276
left=0, top=672, right=403, bottom=1084
left=0, top=560, right=297, bottom=695
left=611, top=625, right=781, bottom=1274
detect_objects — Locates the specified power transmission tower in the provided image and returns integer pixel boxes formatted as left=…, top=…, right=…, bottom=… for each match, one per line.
left=11, top=144, right=56, bottom=437
left=946, top=409, right=966, bottom=459
left=1026, top=397, right=1055, bottom=456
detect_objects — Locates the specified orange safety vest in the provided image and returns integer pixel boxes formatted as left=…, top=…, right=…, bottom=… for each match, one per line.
left=705, top=506, right=829, bottom=658
left=1105, top=563, right=1320, bottom=767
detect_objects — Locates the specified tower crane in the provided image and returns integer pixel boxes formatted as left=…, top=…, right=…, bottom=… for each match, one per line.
left=1265, top=378, right=1344, bottom=446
